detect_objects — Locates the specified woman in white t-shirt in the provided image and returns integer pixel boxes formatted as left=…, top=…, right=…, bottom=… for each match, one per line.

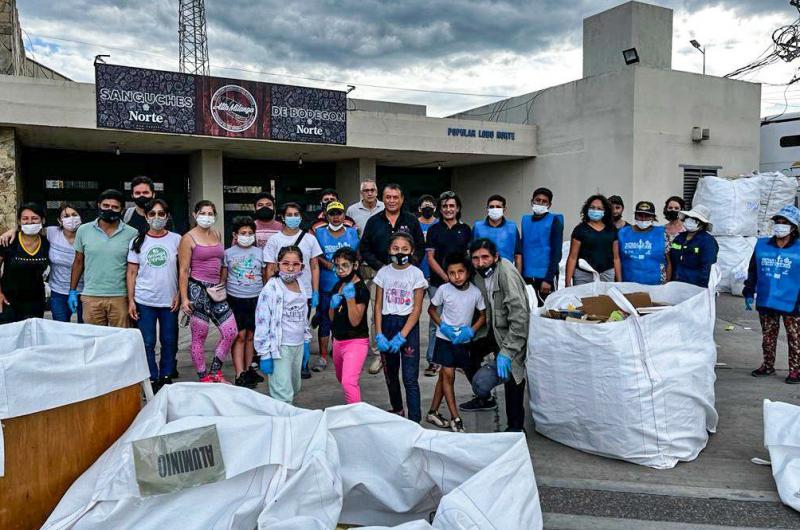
left=126, top=199, right=182, bottom=391
left=374, top=232, right=428, bottom=422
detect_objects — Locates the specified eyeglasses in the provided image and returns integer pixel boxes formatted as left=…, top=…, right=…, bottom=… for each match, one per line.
left=147, top=211, right=168, bottom=218
left=361, top=188, right=377, bottom=194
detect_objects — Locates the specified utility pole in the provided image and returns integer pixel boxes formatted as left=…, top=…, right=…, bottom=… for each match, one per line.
left=690, top=39, right=706, bottom=75
left=178, top=0, right=209, bottom=76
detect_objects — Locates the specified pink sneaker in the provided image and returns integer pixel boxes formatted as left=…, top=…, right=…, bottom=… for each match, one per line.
left=211, top=371, right=231, bottom=384
left=199, top=374, right=214, bottom=383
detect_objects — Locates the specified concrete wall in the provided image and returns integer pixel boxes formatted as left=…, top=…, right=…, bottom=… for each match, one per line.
left=335, top=158, right=376, bottom=206
left=0, top=0, right=25, bottom=76
left=189, top=150, right=224, bottom=231
left=452, top=158, right=533, bottom=225
left=349, top=99, right=426, bottom=116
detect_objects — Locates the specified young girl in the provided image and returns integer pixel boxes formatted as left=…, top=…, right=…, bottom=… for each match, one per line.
left=178, top=200, right=238, bottom=383
left=329, top=247, right=370, bottom=403
left=254, top=246, right=311, bottom=403
left=425, top=253, right=486, bottom=433
left=374, top=232, right=428, bottom=422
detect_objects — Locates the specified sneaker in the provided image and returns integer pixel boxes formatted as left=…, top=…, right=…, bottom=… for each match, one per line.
left=311, top=357, right=328, bottom=372
left=210, top=371, right=231, bottom=384
left=387, top=408, right=405, bottom=417
left=459, top=396, right=497, bottom=412
left=424, top=363, right=438, bottom=377
left=504, top=426, right=527, bottom=434
left=199, top=373, right=214, bottom=383
left=159, top=376, right=173, bottom=388
left=426, top=411, right=450, bottom=428
left=751, top=365, right=776, bottom=377
left=301, top=366, right=312, bottom=380
left=150, top=379, right=163, bottom=394
left=450, top=417, right=465, bottom=433
left=368, top=355, right=383, bottom=375
left=786, top=370, right=800, bottom=384
left=234, top=374, right=249, bottom=387
left=247, top=366, right=264, bottom=383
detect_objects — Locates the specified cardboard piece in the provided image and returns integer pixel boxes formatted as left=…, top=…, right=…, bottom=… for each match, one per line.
left=579, top=292, right=653, bottom=319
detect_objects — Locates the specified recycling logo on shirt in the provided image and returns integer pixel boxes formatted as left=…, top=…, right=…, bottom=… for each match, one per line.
left=146, top=246, right=169, bottom=268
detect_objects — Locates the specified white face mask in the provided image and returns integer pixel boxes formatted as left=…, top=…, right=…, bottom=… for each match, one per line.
left=21, top=223, right=42, bottom=236
left=61, top=216, right=81, bottom=231
left=532, top=204, right=549, bottom=216
left=328, top=223, right=344, bottom=231
left=196, top=214, right=215, bottom=228
left=487, top=207, right=504, bottom=221
left=683, top=218, right=700, bottom=232
left=237, top=234, right=255, bottom=247
left=634, top=220, right=653, bottom=230
left=773, top=224, right=793, bottom=239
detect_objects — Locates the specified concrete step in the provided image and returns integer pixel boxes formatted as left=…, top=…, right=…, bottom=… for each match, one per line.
left=544, top=513, right=781, bottom=530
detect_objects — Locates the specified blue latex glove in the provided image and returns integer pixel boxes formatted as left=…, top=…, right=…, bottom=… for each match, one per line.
left=342, top=283, right=356, bottom=300
left=376, top=333, right=391, bottom=352
left=68, top=289, right=80, bottom=313
left=439, top=323, right=458, bottom=342
left=303, top=341, right=311, bottom=368
left=496, top=354, right=512, bottom=380
left=389, top=333, right=407, bottom=353
left=259, top=357, right=274, bottom=375
left=311, top=291, right=320, bottom=309
left=745, top=297, right=754, bottom=311
left=453, top=326, right=475, bottom=345
left=331, top=293, right=344, bottom=309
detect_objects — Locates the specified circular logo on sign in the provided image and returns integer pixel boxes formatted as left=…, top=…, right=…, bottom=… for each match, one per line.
left=146, top=246, right=169, bottom=268
left=210, top=84, right=257, bottom=133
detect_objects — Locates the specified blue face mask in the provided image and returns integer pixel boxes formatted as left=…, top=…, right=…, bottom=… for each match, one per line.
left=285, top=216, right=302, bottom=229
left=587, top=209, right=604, bottom=221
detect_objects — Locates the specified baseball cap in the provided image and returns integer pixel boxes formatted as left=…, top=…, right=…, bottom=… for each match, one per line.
left=326, top=201, right=345, bottom=213
left=634, top=201, right=656, bottom=216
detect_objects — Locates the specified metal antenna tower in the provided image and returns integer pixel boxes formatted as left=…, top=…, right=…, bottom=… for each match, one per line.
left=178, top=0, right=209, bottom=76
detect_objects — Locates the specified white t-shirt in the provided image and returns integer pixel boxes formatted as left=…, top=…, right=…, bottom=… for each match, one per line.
left=46, top=226, right=82, bottom=294
left=280, top=282, right=308, bottom=346
left=127, top=232, right=181, bottom=307
left=224, top=245, right=264, bottom=298
left=263, top=231, right=323, bottom=299
left=431, top=282, right=486, bottom=341
left=373, top=264, right=428, bottom=316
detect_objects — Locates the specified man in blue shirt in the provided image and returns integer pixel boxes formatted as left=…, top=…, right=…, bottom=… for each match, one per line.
left=520, top=188, right=564, bottom=304
left=472, top=194, right=522, bottom=268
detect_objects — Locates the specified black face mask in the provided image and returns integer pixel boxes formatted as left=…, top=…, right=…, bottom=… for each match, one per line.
left=134, top=196, right=151, bottom=208
left=339, top=268, right=358, bottom=283
left=664, top=210, right=679, bottom=222
left=476, top=264, right=495, bottom=278
left=98, top=208, right=122, bottom=223
left=255, top=207, right=275, bottom=221
left=612, top=213, right=622, bottom=221
left=390, top=253, right=411, bottom=266
left=420, top=207, right=435, bottom=219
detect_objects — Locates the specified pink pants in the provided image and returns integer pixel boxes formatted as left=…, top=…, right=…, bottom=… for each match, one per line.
left=333, top=338, right=369, bottom=404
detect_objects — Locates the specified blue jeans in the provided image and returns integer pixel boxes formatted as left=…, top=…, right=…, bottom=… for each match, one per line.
left=50, top=291, right=83, bottom=323
left=136, top=303, right=178, bottom=381
left=380, top=314, right=421, bottom=422
left=472, top=359, right=527, bottom=430
left=426, top=285, right=438, bottom=363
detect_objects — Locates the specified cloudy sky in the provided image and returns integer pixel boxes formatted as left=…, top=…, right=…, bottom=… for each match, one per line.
left=16, top=0, right=800, bottom=117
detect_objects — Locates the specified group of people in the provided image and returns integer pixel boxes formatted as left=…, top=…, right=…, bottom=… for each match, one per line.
left=1, top=174, right=798, bottom=434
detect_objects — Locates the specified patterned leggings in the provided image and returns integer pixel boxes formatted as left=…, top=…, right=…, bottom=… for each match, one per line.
left=188, top=279, right=239, bottom=376
left=760, top=312, right=800, bottom=372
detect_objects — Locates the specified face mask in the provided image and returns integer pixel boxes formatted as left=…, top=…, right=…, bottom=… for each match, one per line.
left=61, top=216, right=81, bottom=231
left=487, top=207, right=504, bottom=221
left=421, top=206, right=435, bottom=218
left=328, top=223, right=344, bottom=231
left=774, top=224, right=793, bottom=238
left=338, top=267, right=357, bottom=282
left=613, top=213, right=622, bottom=221
left=635, top=220, right=653, bottom=230
left=279, top=270, right=302, bottom=283
left=147, top=217, right=168, bottom=231
left=390, top=252, right=411, bottom=266
left=532, top=204, right=549, bottom=216
left=664, top=210, right=679, bottom=222
left=255, top=207, right=274, bottom=221
left=476, top=265, right=495, bottom=278
left=285, top=216, right=302, bottom=229
left=196, top=214, right=215, bottom=228
left=237, top=234, right=255, bottom=247
left=21, top=223, right=42, bottom=236
left=683, top=218, right=700, bottom=232
left=98, top=208, right=122, bottom=223
left=134, top=196, right=151, bottom=208
left=587, top=209, right=604, bottom=221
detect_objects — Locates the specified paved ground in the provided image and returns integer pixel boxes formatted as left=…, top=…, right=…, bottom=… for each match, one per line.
left=171, top=293, right=800, bottom=528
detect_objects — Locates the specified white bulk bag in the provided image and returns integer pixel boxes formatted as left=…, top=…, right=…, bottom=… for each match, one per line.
left=43, top=384, right=342, bottom=530
left=716, top=236, right=756, bottom=296
left=527, top=281, right=718, bottom=469
left=693, top=176, right=761, bottom=236
left=755, top=172, right=799, bottom=236
left=763, top=399, right=800, bottom=512
left=323, top=403, right=542, bottom=530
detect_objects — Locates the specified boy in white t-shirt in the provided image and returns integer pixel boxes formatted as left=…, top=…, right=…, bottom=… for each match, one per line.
left=425, top=253, right=486, bottom=432
left=373, top=232, right=428, bottom=423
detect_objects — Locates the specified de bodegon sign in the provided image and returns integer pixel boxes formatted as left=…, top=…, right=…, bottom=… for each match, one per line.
left=95, top=63, right=347, bottom=145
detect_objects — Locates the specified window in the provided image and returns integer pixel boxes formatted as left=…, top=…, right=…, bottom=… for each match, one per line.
left=683, top=167, right=718, bottom=210
left=780, top=135, right=800, bottom=148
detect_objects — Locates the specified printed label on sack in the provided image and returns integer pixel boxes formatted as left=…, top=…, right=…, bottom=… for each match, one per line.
left=132, top=424, right=226, bottom=496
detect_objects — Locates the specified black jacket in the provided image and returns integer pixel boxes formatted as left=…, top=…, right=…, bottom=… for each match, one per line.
left=359, top=210, right=425, bottom=270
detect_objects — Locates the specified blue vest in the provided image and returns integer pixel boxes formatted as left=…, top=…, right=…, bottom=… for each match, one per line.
left=618, top=225, right=667, bottom=285
left=473, top=220, right=518, bottom=262
left=418, top=219, right=438, bottom=278
left=754, top=238, right=800, bottom=313
left=521, top=213, right=562, bottom=279
left=314, top=226, right=360, bottom=293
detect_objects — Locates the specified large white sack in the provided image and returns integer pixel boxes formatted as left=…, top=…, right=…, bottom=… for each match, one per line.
left=557, top=240, right=571, bottom=290
left=43, top=383, right=342, bottom=530
left=755, top=172, right=799, bottom=236
left=763, top=399, right=800, bottom=512
left=323, top=403, right=542, bottom=530
left=716, top=236, right=757, bottom=296
left=693, top=176, right=761, bottom=236
left=0, top=318, right=150, bottom=477
left=527, top=281, right=718, bottom=469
